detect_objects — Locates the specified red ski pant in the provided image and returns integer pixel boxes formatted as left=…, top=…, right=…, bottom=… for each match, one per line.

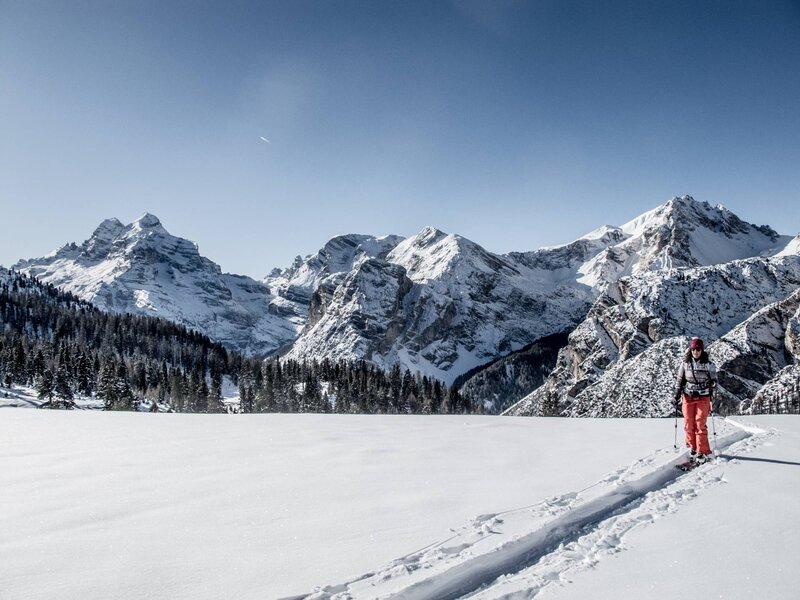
left=683, top=395, right=712, bottom=455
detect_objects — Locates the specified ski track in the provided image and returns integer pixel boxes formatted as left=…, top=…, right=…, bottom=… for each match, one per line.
left=298, top=419, right=770, bottom=600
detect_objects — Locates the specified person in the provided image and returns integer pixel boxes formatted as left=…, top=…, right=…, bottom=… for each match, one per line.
left=674, top=337, right=717, bottom=464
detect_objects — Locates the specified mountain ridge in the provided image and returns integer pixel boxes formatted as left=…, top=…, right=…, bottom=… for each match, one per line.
left=12, top=197, right=798, bottom=405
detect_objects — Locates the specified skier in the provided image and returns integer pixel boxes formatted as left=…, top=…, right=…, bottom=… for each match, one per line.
left=674, top=337, right=717, bottom=465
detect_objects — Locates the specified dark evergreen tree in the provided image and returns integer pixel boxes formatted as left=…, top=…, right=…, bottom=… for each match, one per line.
left=194, top=371, right=209, bottom=413
left=541, top=390, right=561, bottom=417
left=96, top=362, right=118, bottom=410
left=54, top=362, right=74, bottom=404
left=12, top=340, right=26, bottom=384
left=208, top=370, right=225, bottom=413
left=31, top=349, right=46, bottom=381
left=238, top=367, right=254, bottom=413
left=36, top=369, right=54, bottom=403
left=114, top=363, right=136, bottom=411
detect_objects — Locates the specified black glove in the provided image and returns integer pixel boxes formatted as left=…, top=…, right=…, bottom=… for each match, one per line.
left=673, top=391, right=682, bottom=406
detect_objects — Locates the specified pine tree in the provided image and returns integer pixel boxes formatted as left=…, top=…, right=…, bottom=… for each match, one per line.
left=320, top=392, right=332, bottom=413
left=31, top=349, right=46, bottom=381
left=302, top=371, right=320, bottom=413
left=12, top=340, right=26, bottom=384
left=133, top=360, right=147, bottom=393
left=36, top=369, right=54, bottom=404
left=76, top=351, right=93, bottom=395
left=96, top=362, right=118, bottom=410
left=541, top=389, right=561, bottom=417
left=54, top=362, right=74, bottom=406
left=166, top=368, right=183, bottom=412
left=195, top=373, right=209, bottom=413
left=207, top=370, right=225, bottom=413
left=239, top=367, right=254, bottom=413
left=114, top=364, right=136, bottom=411
left=446, top=386, right=462, bottom=414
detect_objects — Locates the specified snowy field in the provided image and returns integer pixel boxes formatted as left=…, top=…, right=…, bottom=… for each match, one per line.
left=1, top=407, right=798, bottom=599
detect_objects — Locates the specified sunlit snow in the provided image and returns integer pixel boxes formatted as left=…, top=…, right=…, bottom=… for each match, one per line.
left=1, top=406, right=797, bottom=599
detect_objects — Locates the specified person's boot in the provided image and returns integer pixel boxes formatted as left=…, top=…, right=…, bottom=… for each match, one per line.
left=695, top=453, right=711, bottom=465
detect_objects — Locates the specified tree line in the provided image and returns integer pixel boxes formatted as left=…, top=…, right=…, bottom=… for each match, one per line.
left=0, top=269, right=475, bottom=414
left=237, top=358, right=475, bottom=414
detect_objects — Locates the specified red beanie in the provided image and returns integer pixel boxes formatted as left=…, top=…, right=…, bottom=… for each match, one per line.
left=690, top=337, right=704, bottom=350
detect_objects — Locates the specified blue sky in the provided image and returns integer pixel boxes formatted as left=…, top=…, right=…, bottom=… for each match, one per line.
left=1, top=0, right=799, bottom=278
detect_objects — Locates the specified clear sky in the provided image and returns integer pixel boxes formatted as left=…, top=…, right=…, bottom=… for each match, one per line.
left=2, top=1, right=799, bottom=278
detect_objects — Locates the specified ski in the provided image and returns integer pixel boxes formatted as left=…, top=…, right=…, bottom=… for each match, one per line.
left=676, top=460, right=698, bottom=472
left=676, top=455, right=716, bottom=472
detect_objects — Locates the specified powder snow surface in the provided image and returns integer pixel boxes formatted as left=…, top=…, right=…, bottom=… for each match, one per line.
left=0, top=410, right=797, bottom=599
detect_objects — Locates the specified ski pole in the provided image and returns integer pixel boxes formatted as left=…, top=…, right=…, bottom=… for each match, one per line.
left=710, top=401, right=719, bottom=456
left=673, top=397, right=680, bottom=450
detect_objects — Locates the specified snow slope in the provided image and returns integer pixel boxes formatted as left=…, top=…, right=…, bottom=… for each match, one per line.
left=533, top=424, right=799, bottom=600
left=1, top=411, right=796, bottom=600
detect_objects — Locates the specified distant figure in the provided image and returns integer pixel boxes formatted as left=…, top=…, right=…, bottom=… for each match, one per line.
left=674, top=337, right=717, bottom=464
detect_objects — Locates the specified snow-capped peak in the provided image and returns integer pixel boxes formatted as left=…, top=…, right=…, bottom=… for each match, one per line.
left=620, top=194, right=696, bottom=237
left=11, top=195, right=796, bottom=392
left=80, top=218, right=127, bottom=259
left=133, top=212, right=164, bottom=230
left=574, top=195, right=792, bottom=289
left=387, top=226, right=520, bottom=284
left=92, top=217, right=126, bottom=238
left=579, top=225, right=624, bottom=243
left=266, top=233, right=403, bottom=289
left=12, top=215, right=303, bottom=355
left=775, top=233, right=800, bottom=257
left=413, top=226, right=448, bottom=247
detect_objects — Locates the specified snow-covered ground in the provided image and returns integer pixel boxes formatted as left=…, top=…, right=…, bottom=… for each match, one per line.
left=0, top=408, right=797, bottom=599
left=0, top=384, right=104, bottom=410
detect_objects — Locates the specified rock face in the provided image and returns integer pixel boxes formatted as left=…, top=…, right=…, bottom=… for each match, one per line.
left=505, top=255, right=800, bottom=417
left=284, top=227, right=596, bottom=384
left=14, top=214, right=302, bottom=355
left=713, top=287, right=800, bottom=413
left=264, top=233, right=404, bottom=322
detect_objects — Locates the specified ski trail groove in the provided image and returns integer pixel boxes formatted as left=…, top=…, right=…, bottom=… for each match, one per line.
left=465, top=425, right=771, bottom=599
left=386, top=437, right=750, bottom=600
left=303, top=424, right=758, bottom=600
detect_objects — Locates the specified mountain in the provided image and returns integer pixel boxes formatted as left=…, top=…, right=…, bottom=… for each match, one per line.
left=13, top=214, right=301, bottom=356
left=776, top=233, right=800, bottom=257
left=504, top=251, right=800, bottom=417
left=561, top=195, right=787, bottom=290
left=262, top=233, right=404, bottom=322
left=286, top=195, right=791, bottom=391
left=13, top=196, right=794, bottom=405
left=284, top=226, right=596, bottom=384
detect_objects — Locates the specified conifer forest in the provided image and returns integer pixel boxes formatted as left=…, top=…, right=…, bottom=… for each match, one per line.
left=0, top=270, right=474, bottom=414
